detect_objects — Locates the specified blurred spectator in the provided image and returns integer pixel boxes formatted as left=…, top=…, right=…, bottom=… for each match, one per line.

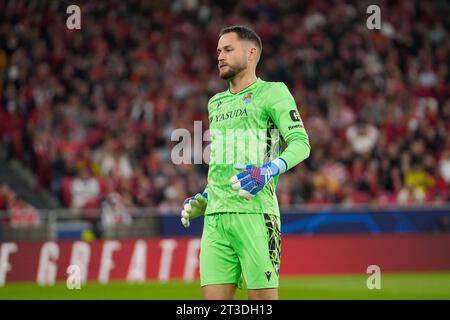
left=404, top=163, right=435, bottom=194
left=100, top=192, right=132, bottom=230
left=397, top=185, right=426, bottom=205
left=132, top=167, right=156, bottom=207
left=439, top=150, right=450, bottom=184
left=71, top=167, right=100, bottom=210
left=99, top=141, right=133, bottom=180
left=0, top=183, right=40, bottom=227
left=346, top=122, right=379, bottom=155
left=0, top=184, right=7, bottom=210
left=9, top=199, right=41, bottom=228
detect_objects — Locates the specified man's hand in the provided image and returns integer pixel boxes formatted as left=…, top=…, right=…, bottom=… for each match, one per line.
left=230, top=160, right=286, bottom=199
left=181, top=192, right=208, bottom=228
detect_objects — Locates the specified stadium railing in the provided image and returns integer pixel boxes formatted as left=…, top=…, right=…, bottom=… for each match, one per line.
left=0, top=203, right=449, bottom=241
left=0, top=207, right=160, bottom=241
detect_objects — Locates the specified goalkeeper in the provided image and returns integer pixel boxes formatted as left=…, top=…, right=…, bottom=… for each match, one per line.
left=181, top=26, right=310, bottom=300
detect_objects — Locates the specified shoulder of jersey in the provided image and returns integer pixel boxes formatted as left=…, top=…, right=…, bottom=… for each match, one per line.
left=264, top=81, right=288, bottom=91
left=250, top=80, right=283, bottom=93
left=254, top=81, right=288, bottom=100
left=208, top=91, right=228, bottom=107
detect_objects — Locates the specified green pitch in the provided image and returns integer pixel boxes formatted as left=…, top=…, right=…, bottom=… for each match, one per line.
left=1, top=272, right=449, bottom=300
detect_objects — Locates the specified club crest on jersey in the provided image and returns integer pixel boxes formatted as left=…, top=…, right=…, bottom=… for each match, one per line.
left=242, top=92, right=253, bottom=104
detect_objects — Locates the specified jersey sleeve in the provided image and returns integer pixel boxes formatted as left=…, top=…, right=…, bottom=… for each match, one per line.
left=264, top=82, right=311, bottom=170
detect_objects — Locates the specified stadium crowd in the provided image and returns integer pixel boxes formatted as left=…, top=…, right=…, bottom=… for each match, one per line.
left=0, top=183, right=40, bottom=226
left=0, top=0, right=449, bottom=216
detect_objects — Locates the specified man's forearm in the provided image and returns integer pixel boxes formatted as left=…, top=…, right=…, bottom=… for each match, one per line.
left=278, top=131, right=311, bottom=171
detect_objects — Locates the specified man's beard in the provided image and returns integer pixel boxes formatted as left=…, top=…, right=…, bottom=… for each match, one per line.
left=219, top=63, right=246, bottom=80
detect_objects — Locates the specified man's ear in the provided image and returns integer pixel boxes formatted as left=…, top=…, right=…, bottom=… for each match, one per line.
left=248, top=47, right=258, bottom=62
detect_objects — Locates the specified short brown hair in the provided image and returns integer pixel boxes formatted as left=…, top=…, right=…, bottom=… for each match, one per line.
left=219, top=25, right=262, bottom=56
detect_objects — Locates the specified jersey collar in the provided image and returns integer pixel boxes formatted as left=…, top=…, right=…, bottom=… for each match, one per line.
left=228, top=78, right=261, bottom=95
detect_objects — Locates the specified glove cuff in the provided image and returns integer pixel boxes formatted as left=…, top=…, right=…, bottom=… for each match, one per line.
left=202, top=185, right=208, bottom=199
left=267, top=158, right=288, bottom=176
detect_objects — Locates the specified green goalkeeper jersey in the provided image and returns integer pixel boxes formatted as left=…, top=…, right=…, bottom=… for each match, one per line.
left=205, top=78, right=310, bottom=216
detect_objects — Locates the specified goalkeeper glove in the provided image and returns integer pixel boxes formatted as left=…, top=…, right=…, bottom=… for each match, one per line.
left=230, top=158, right=287, bottom=200
left=181, top=188, right=208, bottom=228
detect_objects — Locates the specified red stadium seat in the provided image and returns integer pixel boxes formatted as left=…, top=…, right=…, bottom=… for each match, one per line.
left=351, top=192, right=370, bottom=204
left=378, top=192, right=397, bottom=206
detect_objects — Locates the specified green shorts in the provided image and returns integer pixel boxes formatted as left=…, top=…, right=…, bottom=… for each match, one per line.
left=200, top=213, right=281, bottom=290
